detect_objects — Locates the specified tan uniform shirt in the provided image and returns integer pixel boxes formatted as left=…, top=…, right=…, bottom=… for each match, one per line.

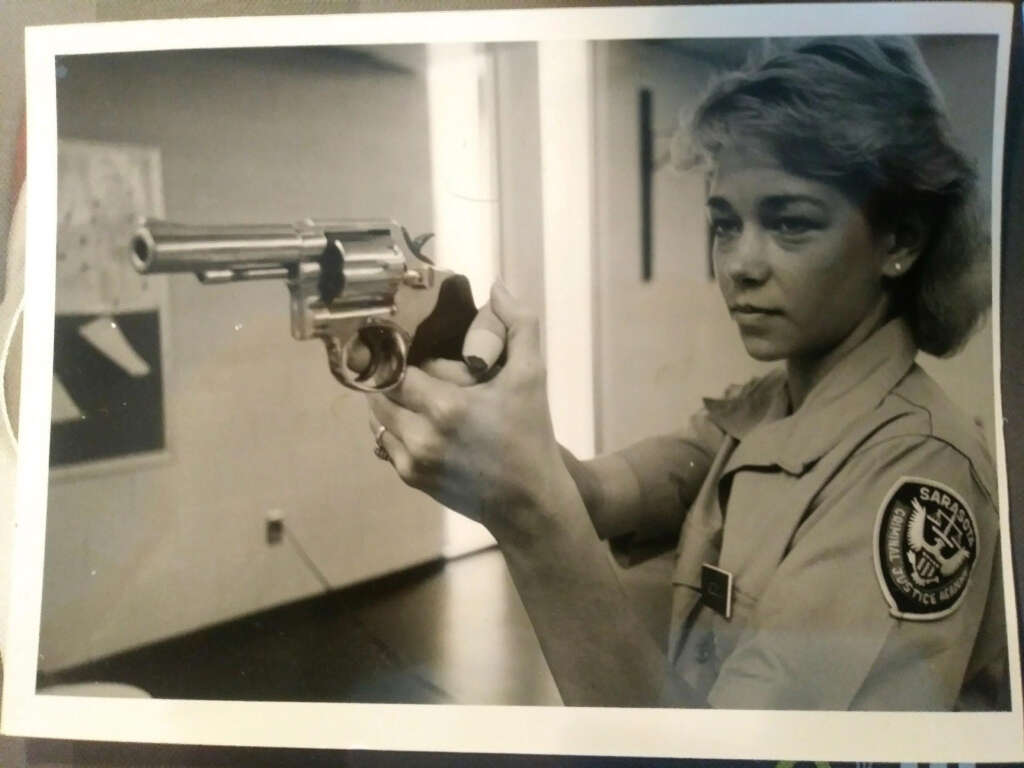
left=594, top=319, right=1006, bottom=710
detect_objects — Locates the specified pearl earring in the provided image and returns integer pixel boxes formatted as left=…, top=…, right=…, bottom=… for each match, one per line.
left=893, top=262, right=903, bottom=272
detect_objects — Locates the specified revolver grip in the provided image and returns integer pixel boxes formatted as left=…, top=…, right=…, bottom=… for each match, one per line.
left=406, top=274, right=478, bottom=368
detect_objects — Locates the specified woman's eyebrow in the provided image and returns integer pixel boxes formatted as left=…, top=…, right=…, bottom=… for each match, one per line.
left=759, top=195, right=829, bottom=213
left=705, top=196, right=735, bottom=212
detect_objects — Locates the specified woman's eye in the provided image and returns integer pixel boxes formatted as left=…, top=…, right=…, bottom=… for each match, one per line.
left=711, top=218, right=741, bottom=238
left=772, top=217, right=819, bottom=236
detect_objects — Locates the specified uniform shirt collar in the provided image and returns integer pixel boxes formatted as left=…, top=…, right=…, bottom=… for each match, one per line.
left=704, top=318, right=918, bottom=474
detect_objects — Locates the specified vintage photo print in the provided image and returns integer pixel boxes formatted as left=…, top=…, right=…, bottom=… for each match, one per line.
left=2, top=4, right=1021, bottom=762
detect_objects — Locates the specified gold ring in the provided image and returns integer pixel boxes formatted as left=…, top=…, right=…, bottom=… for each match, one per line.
left=373, top=425, right=390, bottom=461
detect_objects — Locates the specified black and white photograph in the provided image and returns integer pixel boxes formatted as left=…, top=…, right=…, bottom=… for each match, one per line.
left=1, top=4, right=1021, bottom=762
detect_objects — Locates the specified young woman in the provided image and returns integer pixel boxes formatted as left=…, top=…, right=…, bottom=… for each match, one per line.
left=366, top=37, right=1006, bottom=710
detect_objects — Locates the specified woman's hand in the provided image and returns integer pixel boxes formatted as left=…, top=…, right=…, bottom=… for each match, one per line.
left=367, top=283, right=699, bottom=707
left=366, top=282, right=575, bottom=540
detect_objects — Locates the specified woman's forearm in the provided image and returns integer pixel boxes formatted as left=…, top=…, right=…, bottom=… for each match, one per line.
left=492, top=473, right=703, bottom=708
left=559, top=438, right=712, bottom=547
left=558, top=445, right=645, bottom=541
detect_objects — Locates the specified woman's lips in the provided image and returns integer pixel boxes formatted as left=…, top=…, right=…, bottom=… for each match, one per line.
left=730, top=304, right=782, bottom=316
left=729, top=304, right=783, bottom=331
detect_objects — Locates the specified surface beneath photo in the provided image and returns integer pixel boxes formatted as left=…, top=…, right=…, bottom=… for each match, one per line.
left=2, top=4, right=1020, bottom=762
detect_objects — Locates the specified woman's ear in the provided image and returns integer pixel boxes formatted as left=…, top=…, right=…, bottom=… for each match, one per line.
left=881, top=216, right=927, bottom=278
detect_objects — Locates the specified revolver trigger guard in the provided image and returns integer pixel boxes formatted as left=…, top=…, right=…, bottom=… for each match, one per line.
left=325, top=321, right=411, bottom=393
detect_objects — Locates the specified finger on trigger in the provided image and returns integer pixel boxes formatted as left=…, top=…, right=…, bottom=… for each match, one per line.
left=463, top=301, right=507, bottom=377
left=346, top=338, right=372, bottom=375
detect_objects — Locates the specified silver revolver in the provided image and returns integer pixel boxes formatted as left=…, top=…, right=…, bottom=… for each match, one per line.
left=131, top=219, right=477, bottom=392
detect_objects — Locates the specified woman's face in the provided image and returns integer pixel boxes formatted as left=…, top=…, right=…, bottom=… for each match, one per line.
left=707, top=146, right=893, bottom=363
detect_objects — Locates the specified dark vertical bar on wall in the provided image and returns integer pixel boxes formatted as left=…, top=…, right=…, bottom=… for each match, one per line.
left=639, top=87, right=653, bottom=281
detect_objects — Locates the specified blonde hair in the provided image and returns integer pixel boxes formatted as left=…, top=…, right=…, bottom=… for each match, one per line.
left=685, top=37, right=989, bottom=356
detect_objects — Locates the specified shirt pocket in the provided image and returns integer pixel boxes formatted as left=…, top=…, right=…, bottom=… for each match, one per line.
left=708, top=582, right=760, bottom=665
left=669, top=582, right=761, bottom=701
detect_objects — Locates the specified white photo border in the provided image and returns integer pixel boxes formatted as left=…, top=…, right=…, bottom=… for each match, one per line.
left=4, top=4, right=1022, bottom=762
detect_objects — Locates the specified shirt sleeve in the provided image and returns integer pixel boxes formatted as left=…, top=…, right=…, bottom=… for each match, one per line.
left=588, top=409, right=724, bottom=564
left=708, top=434, right=1003, bottom=710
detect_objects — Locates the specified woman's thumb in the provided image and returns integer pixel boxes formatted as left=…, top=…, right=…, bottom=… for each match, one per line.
left=487, top=280, right=540, bottom=362
left=462, top=299, right=506, bottom=376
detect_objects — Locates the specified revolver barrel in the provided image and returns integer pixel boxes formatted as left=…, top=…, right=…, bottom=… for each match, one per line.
left=131, top=220, right=328, bottom=279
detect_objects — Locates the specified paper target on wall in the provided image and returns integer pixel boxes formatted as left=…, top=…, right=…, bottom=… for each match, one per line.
left=51, top=139, right=169, bottom=472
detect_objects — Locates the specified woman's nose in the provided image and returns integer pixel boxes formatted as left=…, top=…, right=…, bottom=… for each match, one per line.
left=721, top=230, right=771, bottom=286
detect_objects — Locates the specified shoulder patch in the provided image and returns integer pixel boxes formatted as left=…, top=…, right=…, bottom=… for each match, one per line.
left=873, top=477, right=978, bottom=621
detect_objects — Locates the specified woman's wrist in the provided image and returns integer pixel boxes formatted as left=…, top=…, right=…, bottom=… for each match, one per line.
left=485, top=455, right=589, bottom=553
